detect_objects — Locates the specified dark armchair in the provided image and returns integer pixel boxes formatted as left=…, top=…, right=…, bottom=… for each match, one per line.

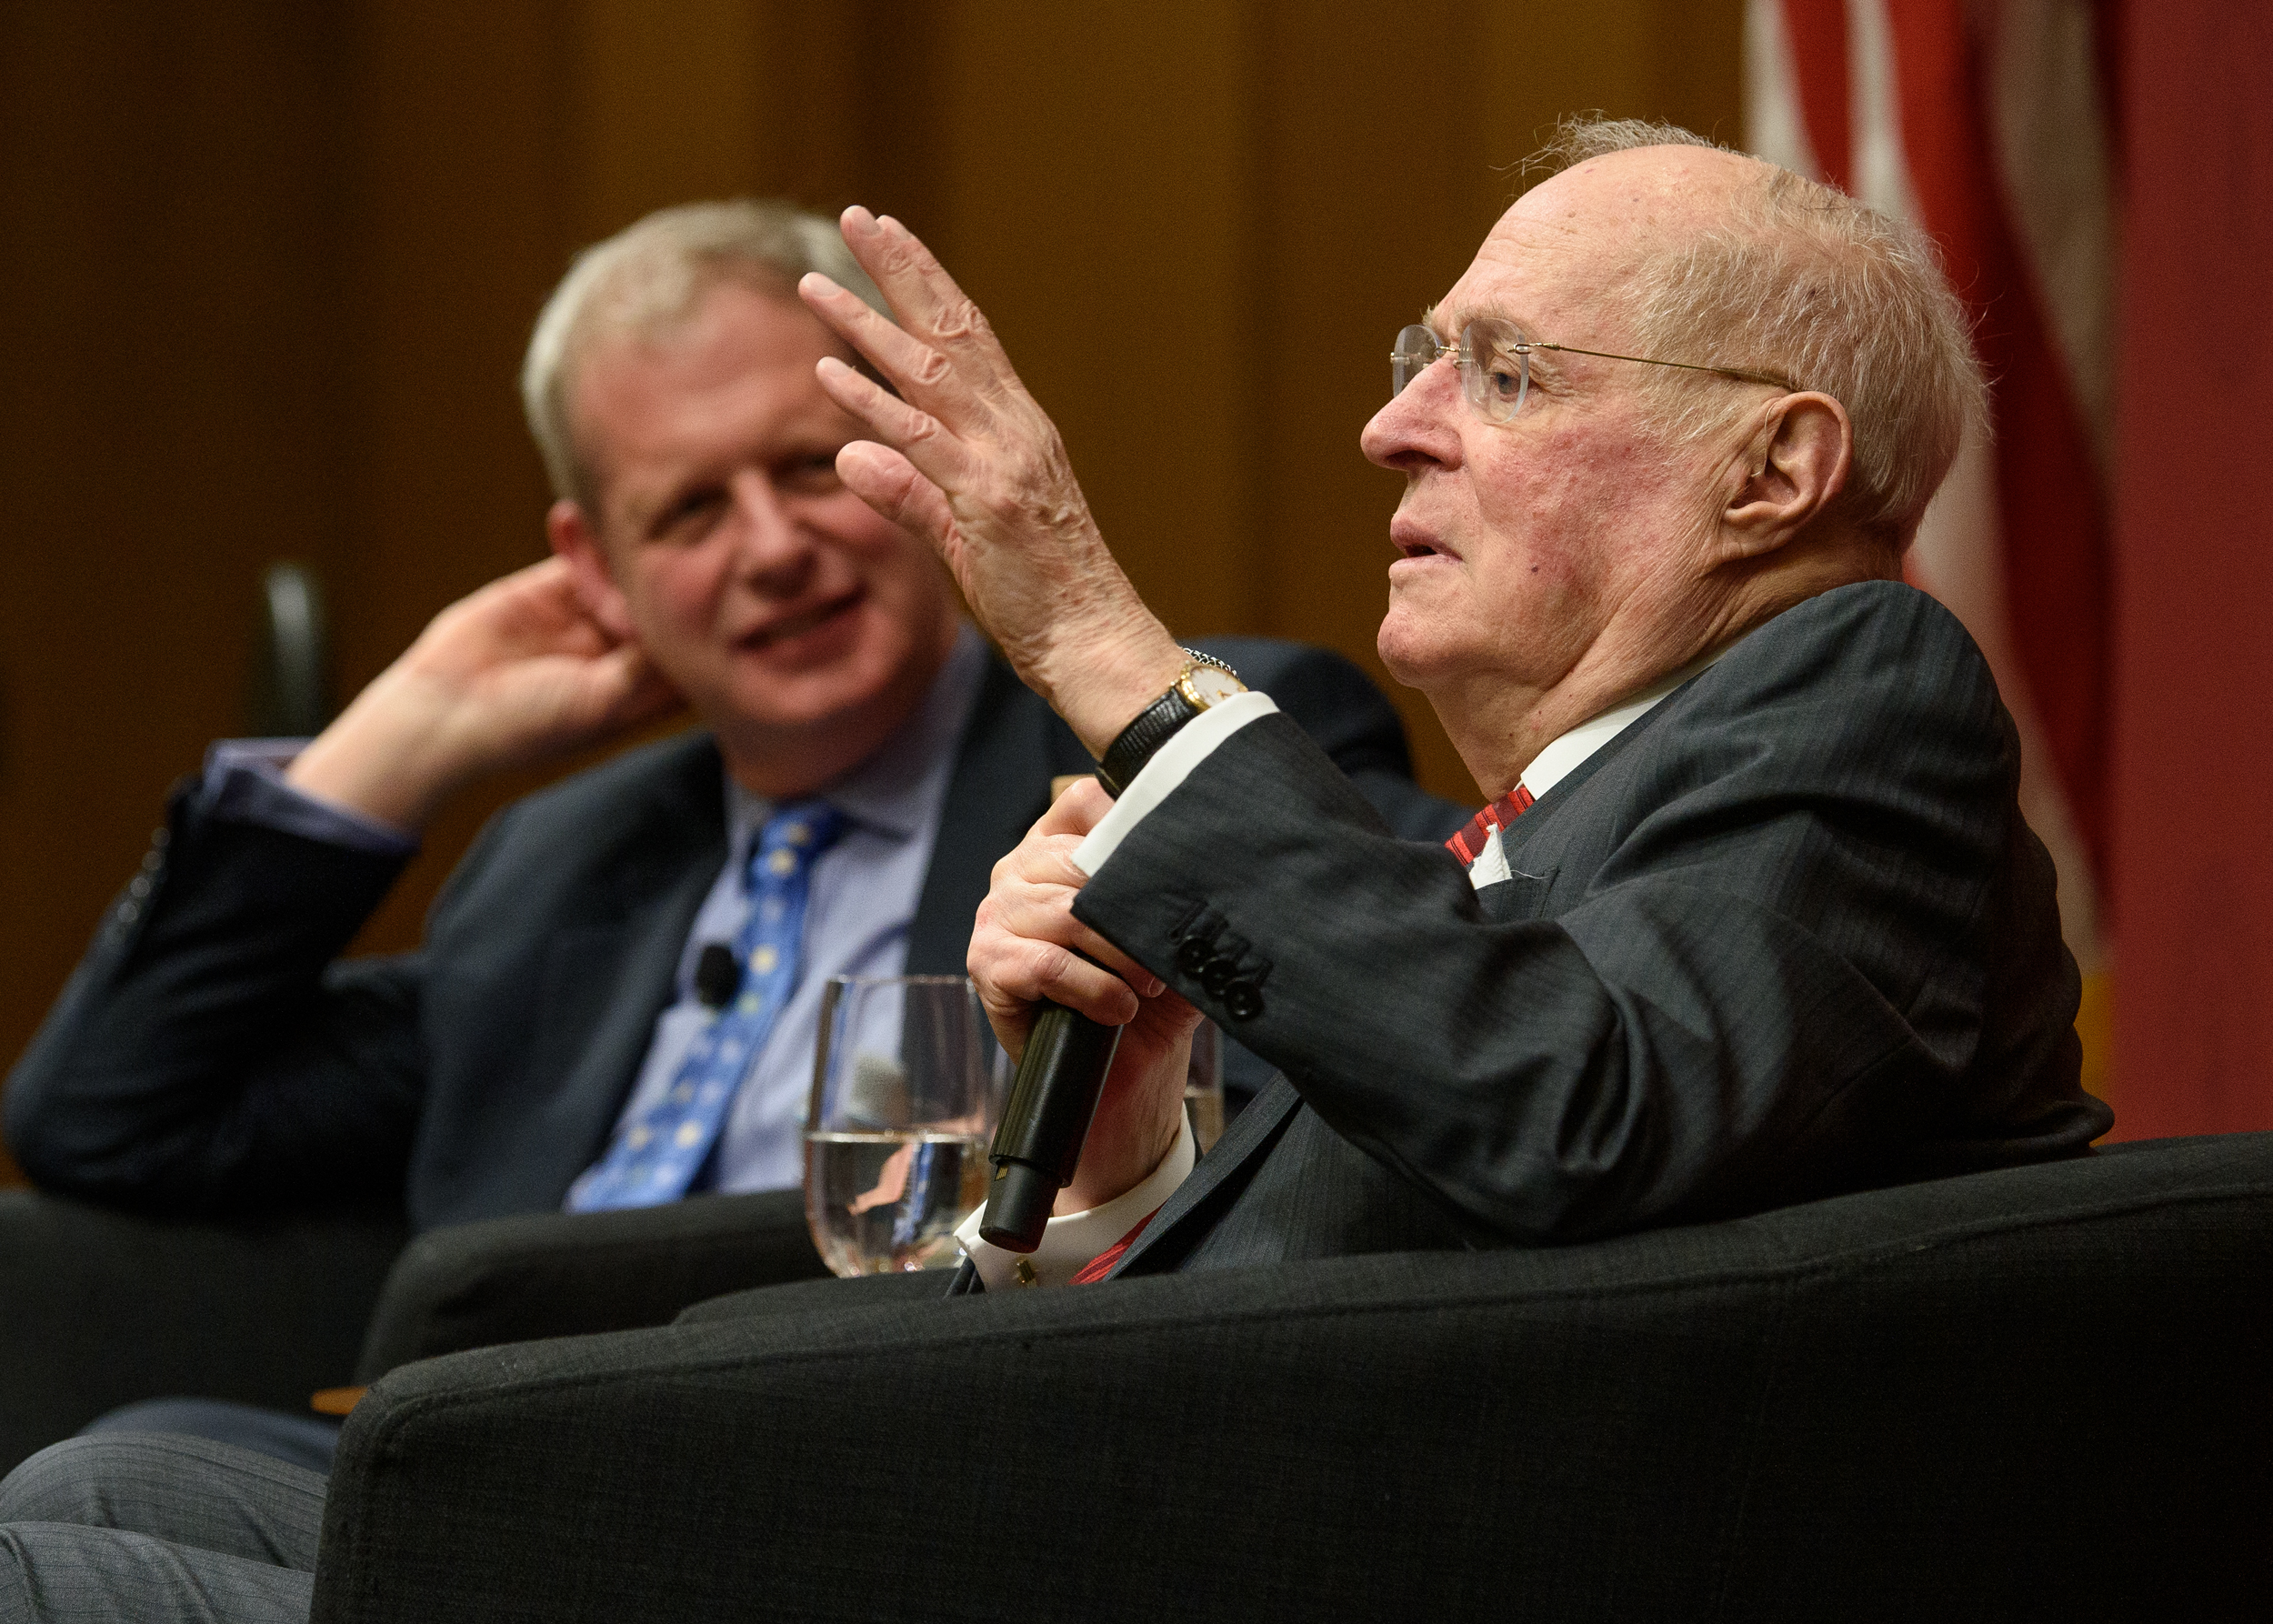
left=0, top=1188, right=832, bottom=1473
left=308, top=1131, right=2273, bottom=1621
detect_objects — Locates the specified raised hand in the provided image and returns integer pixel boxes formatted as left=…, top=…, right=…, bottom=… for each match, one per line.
left=796, top=207, right=1186, bottom=757
left=969, top=777, right=1201, bottom=1213
left=286, top=557, right=683, bottom=830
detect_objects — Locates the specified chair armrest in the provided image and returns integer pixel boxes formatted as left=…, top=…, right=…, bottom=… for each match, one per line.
left=0, top=1190, right=405, bottom=1473
left=312, top=1249, right=1776, bottom=1623
left=310, top=1139, right=2273, bottom=1623
left=351, top=1188, right=830, bottom=1381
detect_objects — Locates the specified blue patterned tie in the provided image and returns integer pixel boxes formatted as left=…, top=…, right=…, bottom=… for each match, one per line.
left=566, top=798, right=846, bottom=1211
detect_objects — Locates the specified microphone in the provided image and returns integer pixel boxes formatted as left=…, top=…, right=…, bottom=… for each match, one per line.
left=694, top=942, right=740, bottom=1009
left=978, top=1000, right=1123, bottom=1252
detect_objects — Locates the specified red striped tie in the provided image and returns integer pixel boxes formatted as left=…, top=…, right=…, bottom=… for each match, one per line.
left=1444, top=785, right=1535, bottom=866
left=1071, top=1208, right=1158, bottom=1284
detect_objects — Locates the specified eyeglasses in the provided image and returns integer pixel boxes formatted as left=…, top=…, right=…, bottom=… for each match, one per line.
left=1390, top=318, right=1796, bottom=423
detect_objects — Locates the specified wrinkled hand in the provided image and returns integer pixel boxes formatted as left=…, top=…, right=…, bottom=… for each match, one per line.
left=798, top=207, right=1185, bottom=756
left=970, top=778, right=1201, bottom=1213
left=287, top=557, right=683, bottom=830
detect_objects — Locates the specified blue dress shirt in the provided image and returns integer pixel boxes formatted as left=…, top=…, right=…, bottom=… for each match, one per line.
left=197, top=625, right=991, bottom=1201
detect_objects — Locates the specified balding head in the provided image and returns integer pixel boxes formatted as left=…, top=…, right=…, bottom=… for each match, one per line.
left=1515, top=121, right=1982, bottom=551
left=1361, top=120, right=1978, bottom=797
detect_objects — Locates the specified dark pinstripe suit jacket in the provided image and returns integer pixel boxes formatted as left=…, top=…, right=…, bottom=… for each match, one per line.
left=1036, top=582, right=2109, bottom=1281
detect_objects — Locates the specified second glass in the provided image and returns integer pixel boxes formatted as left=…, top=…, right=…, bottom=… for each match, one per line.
left=803, top=975, right=1008, bottom=1277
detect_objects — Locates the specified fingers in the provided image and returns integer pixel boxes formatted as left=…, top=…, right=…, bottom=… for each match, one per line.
left=811, top=356, right=980, bottom=496
left=800, top=274, right=957, bottom=401
left=835, top=207, right=1004, bottom=364
left=1036, top=776, right=1116, bottom=837
left=966, top=786, right=1165, bottom=1057
left=972, top=830, right=1160, bottom=1000
left=587, top=644, right=686, bottom=728
left=831, top=441, right=960, bottom=548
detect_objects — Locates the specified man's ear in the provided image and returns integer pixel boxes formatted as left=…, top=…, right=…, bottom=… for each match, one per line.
left=546, top=499, right=639, bottom=642
left=1719, top=392, right=1853, bottom=558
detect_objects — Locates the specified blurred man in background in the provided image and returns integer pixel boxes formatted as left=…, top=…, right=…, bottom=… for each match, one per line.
left=3, top=200, right=1452, bottom=1464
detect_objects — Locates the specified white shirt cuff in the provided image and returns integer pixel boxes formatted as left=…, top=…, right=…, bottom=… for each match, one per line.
left=954, top=1107, right=1196, bottom=1288
left=1071, top=690, right=1278, bottom=877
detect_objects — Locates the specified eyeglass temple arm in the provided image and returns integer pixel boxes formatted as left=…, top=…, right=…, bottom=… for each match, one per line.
left=1525, top=340, right=1793, bottom=390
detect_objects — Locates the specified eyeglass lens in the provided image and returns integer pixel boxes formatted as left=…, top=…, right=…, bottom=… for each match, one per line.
left=1389, top=320, right=1531, bottom=422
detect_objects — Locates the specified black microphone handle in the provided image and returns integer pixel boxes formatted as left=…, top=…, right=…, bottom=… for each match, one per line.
left=979, top=1000, right=1123, bottom=1253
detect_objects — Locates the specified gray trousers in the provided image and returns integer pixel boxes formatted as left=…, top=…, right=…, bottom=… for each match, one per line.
left=0, top=1434, right=320, bottom=1624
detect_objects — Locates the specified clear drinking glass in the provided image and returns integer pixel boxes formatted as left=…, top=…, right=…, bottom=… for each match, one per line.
left=1185, top=1019, right=1226, bottom=1153
left=804, top=975, right=1009, bottom=1277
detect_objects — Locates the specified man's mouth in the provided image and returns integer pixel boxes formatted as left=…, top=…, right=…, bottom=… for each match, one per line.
left=1382, top=527, right=1455, bottom=566
left=1389, top=520, right=1457, bottom=563
left=744, top=589, right=864, bottom=649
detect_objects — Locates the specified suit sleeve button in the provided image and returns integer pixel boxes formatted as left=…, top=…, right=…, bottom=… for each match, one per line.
left=1175, top=938, right=1215, bottom=977
left=1222, top=982, right=1264, bottom=1022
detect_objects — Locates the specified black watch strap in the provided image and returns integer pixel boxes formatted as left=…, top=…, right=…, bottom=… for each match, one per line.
left=1096, top=686, right=1201, bottom=797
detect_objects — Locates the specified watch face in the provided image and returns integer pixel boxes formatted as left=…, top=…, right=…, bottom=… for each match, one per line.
left=1180, top=664, right=1247, bottom=707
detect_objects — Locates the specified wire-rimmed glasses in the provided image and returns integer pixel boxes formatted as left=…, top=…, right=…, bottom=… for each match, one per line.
left=1390, top=318, right=1796, bottom=423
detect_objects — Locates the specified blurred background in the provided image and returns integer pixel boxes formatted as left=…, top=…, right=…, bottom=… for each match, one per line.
left=0, top=0, right=2264, bottom=1185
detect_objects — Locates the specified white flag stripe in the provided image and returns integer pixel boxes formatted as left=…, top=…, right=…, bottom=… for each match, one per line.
left=1740, top=0, right=2109, bottom=975
left=1987, top=0, right=2120, bottom=480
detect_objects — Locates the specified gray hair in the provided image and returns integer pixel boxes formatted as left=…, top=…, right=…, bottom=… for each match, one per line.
left=521, top=199, right=890, bottom=509
left=1529, top=117, right=1985, bottom=548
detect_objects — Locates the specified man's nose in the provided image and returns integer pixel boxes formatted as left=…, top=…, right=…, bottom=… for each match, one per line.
left=724, top=472, right=816, bottom=587
left=1360, top=359, right=1462, bottom=472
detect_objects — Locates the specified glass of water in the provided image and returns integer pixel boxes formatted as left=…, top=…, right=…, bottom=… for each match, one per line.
left=1185, top=1019, right=1225, bottom=1153
left=804, top=975, right=1008, bottom=1277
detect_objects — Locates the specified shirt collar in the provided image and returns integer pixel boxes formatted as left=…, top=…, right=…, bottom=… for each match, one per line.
left=1517, top=639, right=1737, bottom=804
left=724, top=623, right=990, bottom=858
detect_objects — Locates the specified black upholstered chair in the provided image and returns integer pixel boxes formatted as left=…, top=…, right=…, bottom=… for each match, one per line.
left=305, top=1131, right=2273, bottom=1622
left=0, top=1188, right=833, bottom=1473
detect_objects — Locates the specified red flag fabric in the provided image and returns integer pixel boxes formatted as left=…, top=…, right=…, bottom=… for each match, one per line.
left=1746, top=0, right=2118, bottom=1103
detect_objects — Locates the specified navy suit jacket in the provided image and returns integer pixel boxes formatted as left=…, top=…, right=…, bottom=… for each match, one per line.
left=5, top=639, right=1460, bottom=1231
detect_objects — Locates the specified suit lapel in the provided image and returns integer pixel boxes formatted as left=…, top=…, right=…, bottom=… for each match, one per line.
left=906, top=657, right=1089, bottom=976
left=1108, top=1077, right=1305, bottom=1278
left=536, top=744, right=728, bottom=1191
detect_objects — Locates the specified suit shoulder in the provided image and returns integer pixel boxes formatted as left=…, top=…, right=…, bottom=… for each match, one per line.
left=1704, top=581, right=2003, bottom=737
left=1649, top=579, right=2017, bottom=828
left=501, top=728, right=723, bottom=827
left=1752, top=579, right=1991, bottom=686
left=437, top=728, right=724, bottom=911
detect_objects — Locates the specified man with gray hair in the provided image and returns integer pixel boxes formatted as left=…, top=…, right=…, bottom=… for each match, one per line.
left=789, top=118, right=2113, bottom=1284
left=4, top=199, right=1447, bottom=1455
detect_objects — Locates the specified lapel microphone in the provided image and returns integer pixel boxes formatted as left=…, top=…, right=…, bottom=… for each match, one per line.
left=694, top=943, right=740, bottom=1009
left=979, top=1000, right=1122, bottom=1253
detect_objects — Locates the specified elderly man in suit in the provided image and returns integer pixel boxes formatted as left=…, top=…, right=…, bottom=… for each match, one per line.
left=792, top=119, right=2111, bottom=1288
left=0, top=123, right=2108, bottom=1619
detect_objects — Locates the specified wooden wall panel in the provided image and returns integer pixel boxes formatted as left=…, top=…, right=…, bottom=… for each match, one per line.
left=0, top=0, right=1742, bottom=1184
left=326, top=1, right=588, bottom=958
left=925, top=1, right=1259, bottom=642
left=0, top=4, right=351, bottom=1182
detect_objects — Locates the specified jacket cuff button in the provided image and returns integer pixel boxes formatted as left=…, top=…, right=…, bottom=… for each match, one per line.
left=1175, top=938, right=1214, bottom=977
left=1222, top=982, right=1263, bottom=1022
